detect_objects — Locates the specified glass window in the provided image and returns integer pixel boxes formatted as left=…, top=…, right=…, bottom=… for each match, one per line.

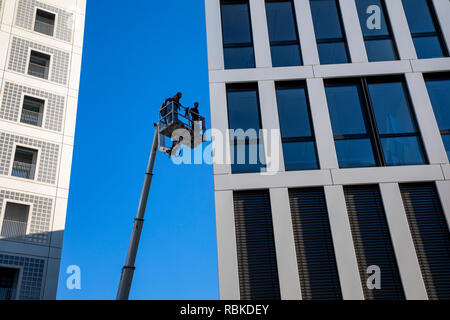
left=227, top=84, right=265, bottom=173
left=310, top=0, right=349, bottom=64
left=368, top=80, right=426, bottom=166
left=21, top=96, right=44, bottom=127
left=34, top=9, right=55, bottom=37
left=326, top=78, right=427, bottom=168
left=356, top=0, right=398, bottom=61
left=221, top=0, right=255, bottom=69
left=266, top=0, right=302, bottom=67
left=276, top=84, right=319, bottom=171
left=425, top=74, right=450, bottom=160
left=1, top=202, right=30, bottom=238
left=402, top=0, right=448, bottom=59
left=28, top=50, right=50, bottom=80
left=11, top=146, right=38, bottom=180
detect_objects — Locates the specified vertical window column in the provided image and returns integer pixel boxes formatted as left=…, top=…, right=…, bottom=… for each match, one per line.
left=344, top=185, right=405, bottom=300
left=220, top=0, right=256, bottom=69
left=400, top=183, right=450, bottom=300
left=226, top=84, right=265, bottom=174
left=233, top=190, right=281, bottom=300
left=402, top=0, right=449, bottom=59
left=355, top=0, right=399, bottom=62
left=275, top=82, right=319, bottom=171
left=289, top=188, right=342, bottom=300
left=310, top=0, right=350, bottom=64
left=265, top=0, right=302, bottom=67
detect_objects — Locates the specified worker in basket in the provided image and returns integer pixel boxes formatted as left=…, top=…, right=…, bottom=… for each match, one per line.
left=185, top=102, right=200, bottom=128
left=160, top=92, right=182, bottom=125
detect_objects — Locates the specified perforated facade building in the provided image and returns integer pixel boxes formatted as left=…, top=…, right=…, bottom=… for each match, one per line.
left=0, top=0, right=85, bottom=300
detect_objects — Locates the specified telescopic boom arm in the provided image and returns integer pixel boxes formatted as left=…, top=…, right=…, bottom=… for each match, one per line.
left=116, top=124, right=159, bottom=300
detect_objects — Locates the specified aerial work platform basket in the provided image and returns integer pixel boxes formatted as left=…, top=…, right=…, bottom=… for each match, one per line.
left=158, top=101, right=206, bottom=155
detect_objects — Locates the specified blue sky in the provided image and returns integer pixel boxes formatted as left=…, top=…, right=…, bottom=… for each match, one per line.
left=56, top=0, right=218, bottom=300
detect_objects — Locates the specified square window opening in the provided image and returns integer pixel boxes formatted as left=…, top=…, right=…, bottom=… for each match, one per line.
left=28, top=50, right=51, bottom=80
left=21, top=96, right=45, bottom=127
left=1, top=202, right=30, bottom=238
left=34, top=9, right=56, bottom=36
left=11, top=146, right=38, bottom=180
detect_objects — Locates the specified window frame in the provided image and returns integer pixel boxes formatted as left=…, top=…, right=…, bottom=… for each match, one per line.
left=26, top=49, right=52, bottom=81
left=275, top=81, right=319, bottom=171
left=226, top=83, right=266, bottom=174
left=0, top=199, right=34, bottom=239
left=33, top=8, right=57, bottom=38
left=310, top=0, right=350, bottom=64
left=356, top=0, right=399, bottom=61
left=9, top=144, right=40, bottom=181
left=220, top=0, right=256, bottom=69
left=19, top=93, right=46, bottom=128
left=326, top=75, right=428, bottom=168
left=402, top=0, right=449, bottom=58
left=0, top=265, right=23, bottom=300
left=265, top=0, right=303, bottom=67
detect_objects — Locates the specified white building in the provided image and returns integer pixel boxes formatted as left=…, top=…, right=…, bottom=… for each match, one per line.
left=0, top=0, right=85, bottom=300
left=205, top=0, right=450, bottom=300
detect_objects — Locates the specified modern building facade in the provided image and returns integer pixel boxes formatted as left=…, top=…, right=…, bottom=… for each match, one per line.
left=205, top=0, right=450, bottom=300
left=0, top=0, right=85, bottom=299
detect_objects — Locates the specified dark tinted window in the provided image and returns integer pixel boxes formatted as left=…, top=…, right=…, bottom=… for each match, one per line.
left=276, top=83, right=319, bottom=171
left=425, top=74, right=450, bottom=159
left=266, top=0, right=302, bottom=67
left=289, top=188, right=342, bottom=300
left=221, top=0, right=255, bottom=69
left=368, top=80, right=426, bottom=166
left=402, top=0, right=448, bottom=59
left=227, top=84, right=265, bottom=173
left=325, top=82, right=376, bottom=168
left=34, top=9, right=55, bottom=36
left=400, top=183, right=450, bottom=300
left=344, top=185, right=405, bottom=300
left=310, top=0, right=349, bottom=64
left=326, top=78, right=427, bottom=168
left=356, top=0, right=398, bottom=61
left=233, top=191, right=281, bottom=300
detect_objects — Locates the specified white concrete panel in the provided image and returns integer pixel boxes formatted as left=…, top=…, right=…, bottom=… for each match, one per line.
left=69, top=53, right=82, bottom=91
left=385, top=0, right=417, bottom=60
left=0, top=30, right=10, bottom=71
left=0, top=239, right=50, bottom=256
left=405, top=73, right=448, bottom=165
left=209, top=65, right=314, bottom=83
left=2, top=0, right=16, bottom=26
left=209, top=82, right=231, bottom=175
left=249, top=0, right=272, bottom=68
left=314, top=59, right=412, bottom=78
left=307, top=78, right=339, bottom=169
left=0, top=176, right=57, bottom=197
left=73, top=13, right=85, bottom=49
left=441, top=164, right=450, bottom=180
left=339, top=0, right=367, bottom=63
left=50, top=197, right=67, bottom=248
left=435, top=181, right=450, bottom=232
left=57, top=143, right=74, bottom=190
left=269, top=188, right=301, bottom=300
left=64, top=95, right=78, bottom=138
left=205, top=0, right=224, bottom=71
left=214, top=169, right=332, bottom=191
left=411, top=57, right=450, bottom=73
left=332, top=165, right=444, bottom=185
left=324, top=185, right=364, bottom=300
left=214, top=190, right=240, bottom=300
left=293, top=0, right=319, bottom=65
left=379, top=183, right=428, bottom=300
left=258, top=81, right=284, bottom=173
left=432, top=0, right=450, bottom=52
